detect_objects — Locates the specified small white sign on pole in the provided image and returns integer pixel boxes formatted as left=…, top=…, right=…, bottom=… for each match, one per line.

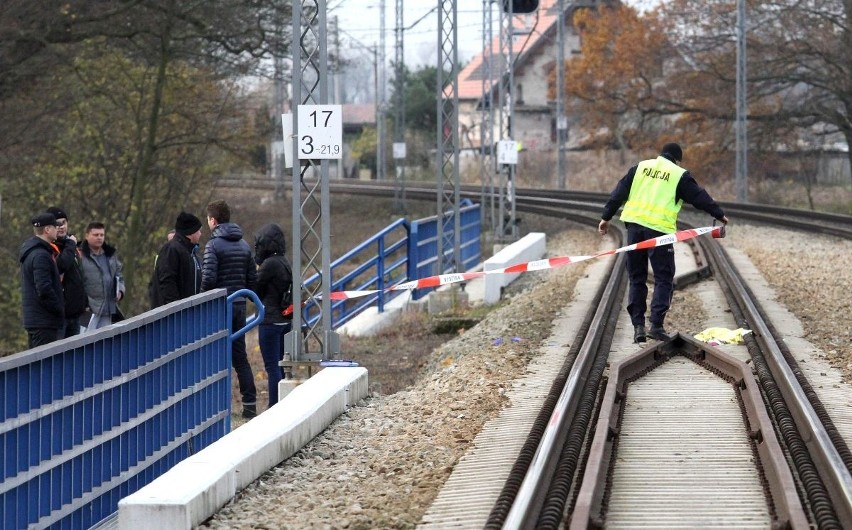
left=497, top=139, right=519, bottom=165
left=392, top=142, right=406, bottom=159
left=281, top=113, right=294, bottom=169
left=297, top=104, right=343, bottom=159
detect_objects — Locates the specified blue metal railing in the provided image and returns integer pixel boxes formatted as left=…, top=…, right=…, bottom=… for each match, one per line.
left=407, top=199, right=481, bottom=301
left=0, top=289, right=262, bottom=529
left=301, top=200, right=481, bottom=328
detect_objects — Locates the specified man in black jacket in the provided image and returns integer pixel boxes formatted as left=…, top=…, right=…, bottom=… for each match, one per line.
left=202, top=200, right=258, bottom=418
left=19, top=212, right=65, bottom=348
left=150, top=212, right=203, bottom=308
left=47, top=207, right=87, bottom=337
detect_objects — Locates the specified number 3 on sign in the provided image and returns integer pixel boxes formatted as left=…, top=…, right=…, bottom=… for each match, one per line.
left=298, top=104, right=343, bottom=159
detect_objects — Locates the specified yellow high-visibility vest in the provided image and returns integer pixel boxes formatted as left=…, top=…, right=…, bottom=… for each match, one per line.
left=619, top=156, right=686, bottom=233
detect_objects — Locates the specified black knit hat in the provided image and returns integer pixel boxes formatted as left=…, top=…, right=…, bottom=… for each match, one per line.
left=174, top=212, right=202, bottom=236
left=46, top=206, right=68, bottom=220
left=661, top=143, right=683, bottom=162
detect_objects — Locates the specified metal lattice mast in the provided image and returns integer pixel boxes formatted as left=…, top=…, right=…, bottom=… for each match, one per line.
left=735, top=0, right=748, bottom=203
left=497, top=1, right=517, bottom=240
left=393, top=0, right=407, bottom=212
left=480, top=0, right=496, bottom=231
left=556, top=0, right=567, bottom=189
left=287, top=0, right=339, bottom=362
left=437, top=0, right=461, bottom=274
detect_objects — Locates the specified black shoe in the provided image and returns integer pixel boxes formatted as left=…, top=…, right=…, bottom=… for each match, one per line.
left=633, top=325, right=647, bottom=343
left=242, top=404, right=257, bottom=419
left=648, top=326, right=669, bottom=341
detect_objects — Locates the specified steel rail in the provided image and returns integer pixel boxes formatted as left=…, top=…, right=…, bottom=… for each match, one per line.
left=703, top=236, right=852, bottom=525
left=499, top=239, right=627, bottom=529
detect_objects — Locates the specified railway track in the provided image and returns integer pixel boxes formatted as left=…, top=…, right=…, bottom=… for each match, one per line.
left=217, top=176, right=852, bottom=527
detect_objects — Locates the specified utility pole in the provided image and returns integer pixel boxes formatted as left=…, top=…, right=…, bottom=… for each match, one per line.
left=392, top=0, right=407, bottom=212
left=556, top=0, right=567, bottom=189
left=377, top=0, right=387, bottom=181
left=332, top=15, right=343, bottom=179
left=273, top=14, right=287, bottom=199
left=735, top=0, right=748, bottom=202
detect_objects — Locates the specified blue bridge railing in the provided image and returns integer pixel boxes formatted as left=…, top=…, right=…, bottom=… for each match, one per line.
left=302, top=200, right=481, bottom=328
left=0, top=289, right=262, bottom=529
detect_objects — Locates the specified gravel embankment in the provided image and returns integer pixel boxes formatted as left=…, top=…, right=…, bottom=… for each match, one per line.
left=204, top=223, right=850, bottom=529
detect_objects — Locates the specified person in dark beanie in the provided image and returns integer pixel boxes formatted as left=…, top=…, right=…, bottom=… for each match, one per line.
left=149, top=212, right=203, bottom=308
left=598, top=142, right=729, bottom=343
left=19, top=212, right=64, bottom=348
left=46, top=206, right=88, bottom=337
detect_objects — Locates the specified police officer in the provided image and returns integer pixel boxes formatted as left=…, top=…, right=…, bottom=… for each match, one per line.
left=598, top=143, right=729, bottom=343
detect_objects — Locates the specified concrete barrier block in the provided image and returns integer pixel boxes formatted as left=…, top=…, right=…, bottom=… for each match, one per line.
left=118, top=367, right=368, bottom=530
left=483, top=233, right=546, bottom=304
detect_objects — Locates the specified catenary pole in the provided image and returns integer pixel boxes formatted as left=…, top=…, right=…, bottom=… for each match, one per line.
left=735, top=0, right=748, bottom=202
left=286, top=0, right=340, bottom=367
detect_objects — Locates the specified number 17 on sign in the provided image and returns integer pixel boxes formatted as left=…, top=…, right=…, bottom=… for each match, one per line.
left=297, top=104, right=343, bottom=160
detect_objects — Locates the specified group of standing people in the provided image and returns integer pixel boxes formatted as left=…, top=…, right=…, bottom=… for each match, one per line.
left=20, top=208, right=125, bottom=349
left=20, top=199, right=294, bottom=419
left=148, top=200, right=293, bottom=419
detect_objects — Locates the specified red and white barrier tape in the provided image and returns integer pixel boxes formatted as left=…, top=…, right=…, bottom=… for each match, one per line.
left=320, top=225, right=723, bottom=302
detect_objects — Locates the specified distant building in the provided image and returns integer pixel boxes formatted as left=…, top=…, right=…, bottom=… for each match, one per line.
left=456, top=0, right=614, bottom=154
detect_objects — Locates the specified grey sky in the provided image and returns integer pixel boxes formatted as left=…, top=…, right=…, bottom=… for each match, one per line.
left=329, top=1, right=661, bottom=68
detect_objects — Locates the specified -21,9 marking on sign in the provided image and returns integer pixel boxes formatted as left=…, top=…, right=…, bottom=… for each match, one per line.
left=297, top=104, right=343, bottom=160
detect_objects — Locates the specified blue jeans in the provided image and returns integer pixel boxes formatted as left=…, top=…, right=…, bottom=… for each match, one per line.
left=231, top=305, right=257, bottom=407
left=258, top=322, right=292, bottom=407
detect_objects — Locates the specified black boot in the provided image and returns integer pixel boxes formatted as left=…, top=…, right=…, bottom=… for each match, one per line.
left=242, top=404, right=257, bottom=419
left=633, top=325, right=646, bottom=343
left=648, top=325, right=669, bottom=341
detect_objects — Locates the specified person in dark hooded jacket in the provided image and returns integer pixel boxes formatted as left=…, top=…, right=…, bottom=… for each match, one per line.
left=149, top=212, right=203, bottom=308
left=202, top=200, right=258, bottom=418
left=254, top=223, right=293, bottom=408
left=20, top=212, right=65, bottom=348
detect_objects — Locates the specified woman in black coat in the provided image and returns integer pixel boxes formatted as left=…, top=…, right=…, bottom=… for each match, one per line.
left=254, top=223, right=293, bottom=408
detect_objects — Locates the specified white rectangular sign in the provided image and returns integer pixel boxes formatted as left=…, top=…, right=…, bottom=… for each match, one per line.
left=393, top=142, right=406, bottom=159
left=297, top=104, right=343, bottom=159
left=497, top=139, right=518, bottom=165
left=281, top=113, right=293, bottom=169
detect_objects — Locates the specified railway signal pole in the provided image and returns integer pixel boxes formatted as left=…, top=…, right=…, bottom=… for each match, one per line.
left=497, top=1, right=518, bottom=241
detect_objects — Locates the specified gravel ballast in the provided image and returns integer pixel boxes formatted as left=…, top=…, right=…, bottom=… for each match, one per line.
left=204, top=223, right=850, bottom=529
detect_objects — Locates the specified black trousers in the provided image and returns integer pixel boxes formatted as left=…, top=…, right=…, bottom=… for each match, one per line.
left=230, top=304, right=257, bottom=407
left=27, top=327, right=62, bottom=349
left=61, top=317, right=81, bottom=338
left=625, top=223, right=675, bottom=328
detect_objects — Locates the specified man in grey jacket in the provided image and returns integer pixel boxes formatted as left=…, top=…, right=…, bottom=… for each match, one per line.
left=202, top=200, right=258, bottom=418
left=80, top=222, right=125, bottom=331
